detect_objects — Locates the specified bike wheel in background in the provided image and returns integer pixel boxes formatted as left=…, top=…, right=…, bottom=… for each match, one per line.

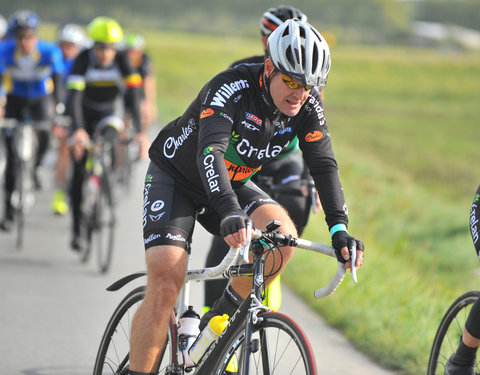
left=95, top=172, right=115, bottom=273
left=214, top=311, right=317, bottom=375
left=79, top=180, right=94, bottom=263
left=13, top=162, right=25, bottom=250
left=427, top=291, right=480, bottom=375
left=93, top=286, right=177, bottom=375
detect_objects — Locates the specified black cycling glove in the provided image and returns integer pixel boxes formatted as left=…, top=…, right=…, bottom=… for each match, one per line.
left=220, top=211, right=251, bottom=238
left=332, top=231, right=364, bottom=263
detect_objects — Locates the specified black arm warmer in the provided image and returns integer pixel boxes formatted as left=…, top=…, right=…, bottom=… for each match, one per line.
left=52, top=73, right=65, bottom=105
left=66, top=89, right=84, bottom=132
left=470, top=185, right=480, bottom=257
left=124, top=87, right=142, bottom=133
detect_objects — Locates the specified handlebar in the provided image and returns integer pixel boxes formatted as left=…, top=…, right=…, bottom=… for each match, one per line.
left=185, top=226, right=356, bottom=299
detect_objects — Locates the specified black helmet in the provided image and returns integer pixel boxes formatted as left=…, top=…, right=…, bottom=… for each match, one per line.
left=260, top=5, right=307, bottom=36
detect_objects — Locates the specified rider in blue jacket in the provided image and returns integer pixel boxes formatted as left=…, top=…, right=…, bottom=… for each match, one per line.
left=0, top=10, right=65, bottom=231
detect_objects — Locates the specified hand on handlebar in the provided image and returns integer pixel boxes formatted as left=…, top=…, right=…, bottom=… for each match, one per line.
left=332, top=231, right=364, bottom=271
left=220, top=212, right=252, bottom=249
left=72, top=128, right=90, bottom=160
left=134, top=132, right=150, bottom=160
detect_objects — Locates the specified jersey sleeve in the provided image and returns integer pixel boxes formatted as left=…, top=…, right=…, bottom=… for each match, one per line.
left=471, top=185, right=480, bottom=258
left=196, top=74, right=249, bottom=218
left=0, top=42, right=10, bottom=75
left=66, top=51, right=89, bottom=91
left=117, top=51, right=142, bottom=132
left=297, top=92, right=348, bottom=231
left=50, top=44, right=65, bottom=75
left=117, top=51, right=142, bottom=89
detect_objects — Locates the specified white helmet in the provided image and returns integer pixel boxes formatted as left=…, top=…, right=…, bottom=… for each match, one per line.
left=57, top=23, right=86, bottom=46
left=267, top=19, right=331, bottom=87
left=0, top=14, right=7, bottom=38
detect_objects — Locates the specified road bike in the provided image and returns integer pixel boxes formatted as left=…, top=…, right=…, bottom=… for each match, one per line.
left=427, top=290, right=480, bottom=374
left=115, top=126, right=140, bottom=194
left=0, top=117, right=51, bottom=249
left=93, top=220, right=357, bottom=374
left=78, top=116, right=123, bottom=273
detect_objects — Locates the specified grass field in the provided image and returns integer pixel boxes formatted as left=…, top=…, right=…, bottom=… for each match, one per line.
left=140, top=31, right=480, bottom=374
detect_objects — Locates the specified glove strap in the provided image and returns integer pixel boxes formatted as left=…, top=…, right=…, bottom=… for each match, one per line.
left=329, top=223, right=347, bottom=238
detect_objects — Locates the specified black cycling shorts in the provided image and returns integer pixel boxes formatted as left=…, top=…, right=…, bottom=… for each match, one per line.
left=5, top=94, right=53, bottom=121
left=142, top=162, right=276, bottom=251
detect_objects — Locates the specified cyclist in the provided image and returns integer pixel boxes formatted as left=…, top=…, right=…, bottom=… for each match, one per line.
left=0, top=14, right=7, bottom=117
left=66, top=16, right=146, bottom=250
left=444, top=185, right=480, bottom=375
left=51, top=23, right=88, bottom=216
left=124, top=32, right=157, bottom=135
left=204, top=5, right=319, bottom=313
left=0, top=10, right=65, bottom=232
left=128, top=19, right=364, bottom=375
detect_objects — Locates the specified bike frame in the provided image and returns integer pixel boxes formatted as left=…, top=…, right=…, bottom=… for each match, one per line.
left=103, top=222, right=353, bottom=375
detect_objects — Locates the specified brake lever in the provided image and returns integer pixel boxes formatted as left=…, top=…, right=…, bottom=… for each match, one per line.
left=240, top=221, right=253, bottom=263
left=350, top=241, right=357, bottom=284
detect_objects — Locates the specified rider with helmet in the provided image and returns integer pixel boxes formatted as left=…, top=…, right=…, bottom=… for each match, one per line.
left=0, top=10, right=65, bottom=231
left=445, top=185, right=480, bottom=375
left=204, top=5, right=321, bottom=313
left=50, top=23, right=88, bottom=216
left=127, top=19, right=364, bottom=375
left=66, top=16, right=146, bottom=250
left=124, top=32, right=157, bottom=134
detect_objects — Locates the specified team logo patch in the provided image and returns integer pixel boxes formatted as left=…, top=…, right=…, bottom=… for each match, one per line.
left=245, top=112, right=262, bottom=126
left=305, top=131, right=323, bottom=142
left=200, top=108, right=214, bottom=118
left=203, top=146, right=213, bottom=155
left=224, top=160, right=261, bottom=181
left=149, top=213, right=165, bottom=222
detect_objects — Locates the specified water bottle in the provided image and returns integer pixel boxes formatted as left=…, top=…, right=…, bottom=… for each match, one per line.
left=177, top=306, right=200, bottom=367
left=189, top=314, right=229, bottom=364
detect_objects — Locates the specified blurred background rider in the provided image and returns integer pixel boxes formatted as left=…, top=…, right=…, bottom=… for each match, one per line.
left=50, top=23, right=88, bottom=216
left=0, top=10, right=65, bottom=231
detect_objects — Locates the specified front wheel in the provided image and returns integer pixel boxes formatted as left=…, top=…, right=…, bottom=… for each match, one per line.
left=427, top=291, right=480, bottom=375
left=213, top=311, right=317, bottom=375
left=93, top=286, right=177, bottom=375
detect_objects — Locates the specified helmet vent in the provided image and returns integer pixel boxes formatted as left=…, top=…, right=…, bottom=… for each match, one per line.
left=311, top=46, right=319, bottom=75
left=285, top=45, right=295, bottom=67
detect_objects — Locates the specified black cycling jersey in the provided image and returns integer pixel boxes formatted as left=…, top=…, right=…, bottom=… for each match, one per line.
left=149, top=63, right=348, bottom=231
left=66, top=48, right=142, bottom=133
left=470, top=185, right=480, bottom=257
left=230, top=55, right=265, bottom=69
left=130, top=52, right=153, bottom=99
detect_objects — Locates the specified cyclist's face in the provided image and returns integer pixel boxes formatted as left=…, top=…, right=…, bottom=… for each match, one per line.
left=60, top=41, right=80, bottom=60
left=127, top=48, right=142, bottom=68
left=93, top=44, right=117, bottom=66
left=16, top=29, right=37, bottom=54
left=265, top=59, right=311, bottom=117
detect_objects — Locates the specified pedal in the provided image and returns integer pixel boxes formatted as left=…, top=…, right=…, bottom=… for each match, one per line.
left=166, top=364, right=183, bottom=374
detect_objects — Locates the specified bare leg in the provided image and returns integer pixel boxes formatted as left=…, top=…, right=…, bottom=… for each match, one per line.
left=463, top=329, right=480, bottom=348
left=129, top=245, right=187, bottom=372
left=230, top=203, right=297, bottom=298
left=55, top=136, right=70, bottom=186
